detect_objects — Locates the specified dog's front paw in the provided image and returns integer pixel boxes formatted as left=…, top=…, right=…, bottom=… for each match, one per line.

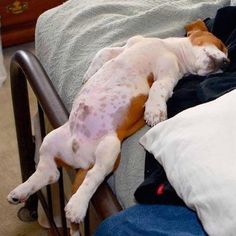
left=144, top=103, right=167, bottom=126
left=7, top=187, right=30, bottom=205
left=65, top=195, right=88, bottom=224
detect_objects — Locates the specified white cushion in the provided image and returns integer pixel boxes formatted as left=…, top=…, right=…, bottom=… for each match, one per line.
left=140, top=89, right=236, bottom=236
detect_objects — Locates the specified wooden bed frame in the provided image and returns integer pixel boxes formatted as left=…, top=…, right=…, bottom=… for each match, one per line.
left=10, top=50, right=122, bottom=235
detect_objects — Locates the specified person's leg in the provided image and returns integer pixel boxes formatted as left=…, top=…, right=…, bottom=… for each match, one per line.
left=94, top=204, right=206, bottom=236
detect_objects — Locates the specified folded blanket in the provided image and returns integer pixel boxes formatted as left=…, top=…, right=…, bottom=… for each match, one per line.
left=36, top=0, right=230, bottom=208
left=136, top=6, right=236, bottom=205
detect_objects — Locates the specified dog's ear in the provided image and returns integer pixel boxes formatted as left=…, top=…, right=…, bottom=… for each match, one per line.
left=185, top=19, right=208, bottom=36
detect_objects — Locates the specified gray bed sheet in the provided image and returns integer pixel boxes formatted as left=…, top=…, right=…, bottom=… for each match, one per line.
left=35, top=0, right=230, bottom=208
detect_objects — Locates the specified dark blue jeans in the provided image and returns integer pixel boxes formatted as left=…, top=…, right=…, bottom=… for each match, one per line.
left=94, top=204, right=206, bottom=236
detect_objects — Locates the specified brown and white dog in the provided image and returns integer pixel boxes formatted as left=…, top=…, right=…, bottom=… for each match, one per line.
left=7, top=20, right=229, bottom=231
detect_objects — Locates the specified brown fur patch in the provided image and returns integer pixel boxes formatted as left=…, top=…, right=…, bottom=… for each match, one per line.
left=189, top=31, right=227, bottom=53
left=185, top=19, right=208, bottom=36
left=72, top=167, right=92, bottom=194
left=116, top=94, right=147, bottom=141
left=185, top=19, right=227, bottom=54
left=55, top=157, right=72, bottom=170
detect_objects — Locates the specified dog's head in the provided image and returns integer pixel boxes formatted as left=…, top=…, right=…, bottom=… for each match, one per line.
left=185, top=19, right=229, bottom=76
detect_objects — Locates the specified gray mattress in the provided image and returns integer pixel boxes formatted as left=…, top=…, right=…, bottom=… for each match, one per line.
left=35, top=0, right=230, bottom=208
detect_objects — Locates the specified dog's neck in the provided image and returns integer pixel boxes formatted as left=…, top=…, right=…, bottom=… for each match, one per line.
left=163, top=37, right=197, bottom=76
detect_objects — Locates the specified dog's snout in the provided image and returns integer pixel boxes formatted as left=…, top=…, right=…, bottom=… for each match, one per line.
left=220, top=58, right=230, bottom=71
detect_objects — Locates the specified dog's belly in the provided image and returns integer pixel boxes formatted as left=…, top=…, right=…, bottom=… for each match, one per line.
left=70, top=91, right=138, bottom=139
left=70, top=71, right=150, bottom=139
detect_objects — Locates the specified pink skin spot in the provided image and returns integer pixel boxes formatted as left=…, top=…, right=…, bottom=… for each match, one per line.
left=121, top=95, right=127, bottom=99
left=20, top=195, right=29, bottom=203
left=77, top=103, right=92, bottom=121
left=80, top=125, right=91, bottom=138
left=72, top=140, right=80, bottom=153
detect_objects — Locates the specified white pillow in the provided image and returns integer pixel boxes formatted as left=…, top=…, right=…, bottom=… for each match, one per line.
left=140, top=89, right=236, bottom=236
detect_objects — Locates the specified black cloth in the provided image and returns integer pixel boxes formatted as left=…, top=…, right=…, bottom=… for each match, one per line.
left=135, top=6, right=236, bottom=205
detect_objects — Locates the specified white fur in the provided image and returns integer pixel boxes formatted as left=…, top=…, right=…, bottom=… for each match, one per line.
left=193, top=44, right=228, bottom=75
left=7, top=35, right=228, bottom=232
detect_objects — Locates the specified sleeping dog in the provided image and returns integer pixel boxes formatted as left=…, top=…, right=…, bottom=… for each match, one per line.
left=7, top=20, right=229, bottom=228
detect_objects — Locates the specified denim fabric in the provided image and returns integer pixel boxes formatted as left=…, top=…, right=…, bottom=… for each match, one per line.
left=94, top=204, right=206, bottom=236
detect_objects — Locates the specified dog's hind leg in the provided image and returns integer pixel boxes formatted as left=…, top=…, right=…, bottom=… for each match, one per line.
left=7, top=123, right=72, bottom=204
left=83, top=46, right=124, bottom=83
left=83, top=35, right=144, bottom=83
left=65, top=134, right=121, bottom=223
left=70, top=169, right=90, bottom=236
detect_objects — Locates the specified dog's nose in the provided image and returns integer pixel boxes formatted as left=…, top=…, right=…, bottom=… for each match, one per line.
left=220, top=58, right=230, bottom=71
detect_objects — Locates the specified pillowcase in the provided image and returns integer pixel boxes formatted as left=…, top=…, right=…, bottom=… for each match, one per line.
left=140, top=89, right=236, bottom=236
